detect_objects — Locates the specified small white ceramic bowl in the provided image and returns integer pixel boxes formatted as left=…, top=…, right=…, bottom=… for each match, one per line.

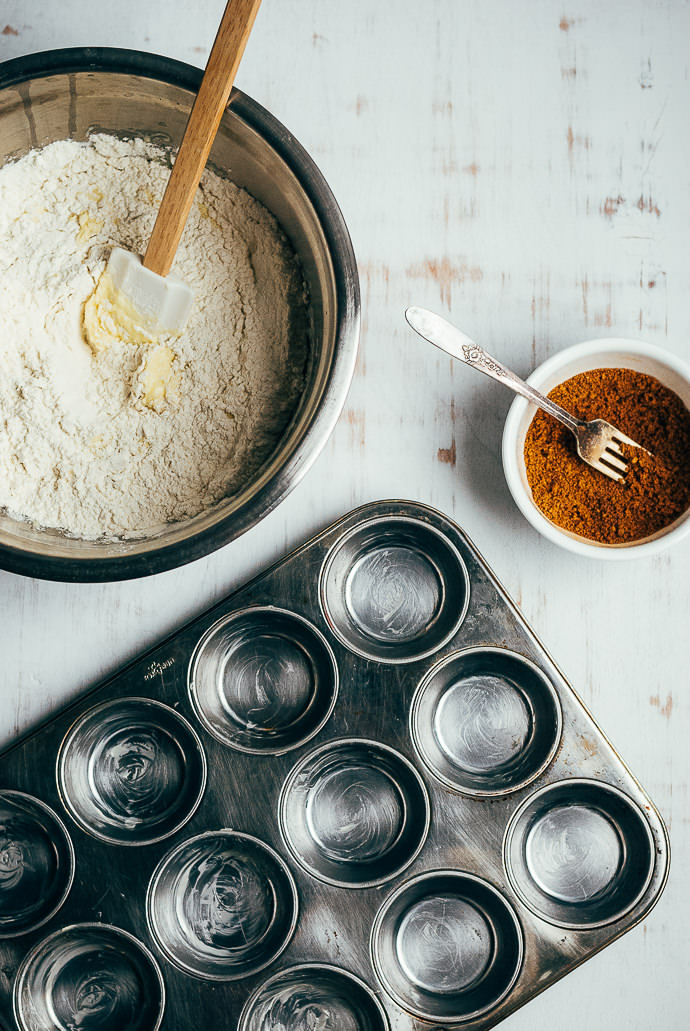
left=502, top=338, right=690, bottom=559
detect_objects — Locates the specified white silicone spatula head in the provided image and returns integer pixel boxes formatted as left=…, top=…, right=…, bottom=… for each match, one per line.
left=90, top=0, right=262, bottom=342
left=104, top=247, right=194, bottom=335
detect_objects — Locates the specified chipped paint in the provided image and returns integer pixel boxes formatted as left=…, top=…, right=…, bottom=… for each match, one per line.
left=438, top=151, right=458, bottom=176
left=637, top=194, right=661, bottom=217
left=358, top=261, right=391, bottom=307
left=581, top=275, right=589, bottom=325
left=406, top=258, right=483, bottom=309
left=437, top=439, right=456, bottom=466
left=530, top=272, right=551, bottom=360
left=567, top=126, right=591, bottom=156
left=649, top=693, right=673, bottom=719
left=583, top=269, right=621, bottom=336
left=601, top=195, right=624, bottom=218
left=345, top=408, right=366, bottom=448
left=600, top=194, right=660, bottom=219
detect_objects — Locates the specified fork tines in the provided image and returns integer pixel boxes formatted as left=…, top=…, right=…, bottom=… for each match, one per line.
left=596, top=429, right=642, bottom=482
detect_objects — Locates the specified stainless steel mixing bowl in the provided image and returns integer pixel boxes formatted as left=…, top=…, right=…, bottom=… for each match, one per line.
left=0, top=48, right=359, bottom=581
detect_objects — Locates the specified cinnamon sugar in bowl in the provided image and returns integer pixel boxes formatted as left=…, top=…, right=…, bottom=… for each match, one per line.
left=502, top=339, right=690, bottom=558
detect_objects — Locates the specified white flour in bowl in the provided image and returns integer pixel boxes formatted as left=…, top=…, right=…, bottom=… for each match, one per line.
left=0, top=134, right=309, bottom=539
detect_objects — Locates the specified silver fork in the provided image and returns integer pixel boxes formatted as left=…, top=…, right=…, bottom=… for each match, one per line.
left=405, top=306, right=643, bottom=482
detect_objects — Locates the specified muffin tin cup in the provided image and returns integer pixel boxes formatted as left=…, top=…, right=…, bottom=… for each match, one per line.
left=411, top=648, right=563, bottom=796
left=57, top=697, right=207, bottom=846
left=371, top=870, right=524, bottom=1023
left=503, top=778, right=656, bottom=929
left=238, top=963, right=391, bottom=1031
left=0, top=790, right=75, bottom=938
left=320, top=515, right=470, bottom=663
left=279, top=738, right=430, bottom=888
left=188, top=607, right=339, bottom=754
left=13, top=922, right=165, bottom=1031
left=146, top=829, right=299, bottom=981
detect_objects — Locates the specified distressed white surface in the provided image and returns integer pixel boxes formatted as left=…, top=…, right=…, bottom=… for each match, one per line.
left=0, top=1, right=688, bottom=1027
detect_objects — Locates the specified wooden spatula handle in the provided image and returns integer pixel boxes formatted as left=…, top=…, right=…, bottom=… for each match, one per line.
left=144, top=0, right=263, bottom=277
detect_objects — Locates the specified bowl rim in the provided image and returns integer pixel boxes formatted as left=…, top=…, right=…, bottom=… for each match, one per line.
left=0, top=47, right=360, bottom=582
left=13, top=920, right=166, bottom=1031
left=501, top=337, right=690, bottom=559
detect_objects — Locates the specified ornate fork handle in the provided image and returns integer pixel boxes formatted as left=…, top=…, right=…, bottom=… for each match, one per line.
left=406, top=307, right=582, bottom=434
left=460, top=343, right=506, bottom=377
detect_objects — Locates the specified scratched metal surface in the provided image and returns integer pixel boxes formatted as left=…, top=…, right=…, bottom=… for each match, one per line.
left=0, top=502, right=670, bottom=1030
left=0, top=1, right=688, bottom=1028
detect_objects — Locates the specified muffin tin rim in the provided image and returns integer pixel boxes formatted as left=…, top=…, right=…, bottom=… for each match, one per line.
left=237, top=960, right=393, bottom=1031
left=187, top=604, right=340, bottom=755
left=145, top=826, right=300, bottom=983
left=409, top=644, right=564, bottom=797
left=502, top=775, right=658, bottom=930
left=278, top=735, right=432, bottom=889
left=369, top=867, right=525, bottom=1024
left=12, top=919, right=167, bottom=1031
left=55, top=694, right=208, bottom=847
left=318, top=512, right=472, bottom=664
left=0, top=788, right=76, bottom=939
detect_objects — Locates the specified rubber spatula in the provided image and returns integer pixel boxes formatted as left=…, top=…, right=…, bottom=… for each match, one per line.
left=101, top=0, right=263, bottom=337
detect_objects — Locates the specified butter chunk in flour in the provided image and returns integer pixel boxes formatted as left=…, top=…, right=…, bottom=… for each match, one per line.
left=0, top=135, right=309, bottom=539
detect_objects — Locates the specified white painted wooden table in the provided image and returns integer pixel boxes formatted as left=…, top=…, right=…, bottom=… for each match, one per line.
left=1, top=1, right=688, bottom=1027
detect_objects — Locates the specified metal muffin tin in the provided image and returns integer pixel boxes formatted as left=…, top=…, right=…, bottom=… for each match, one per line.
left=0, top=500, right=669, bottom=1030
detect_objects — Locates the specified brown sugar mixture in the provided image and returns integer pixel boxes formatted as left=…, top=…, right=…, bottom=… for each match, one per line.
left=523, top=368, right=690, bottom=544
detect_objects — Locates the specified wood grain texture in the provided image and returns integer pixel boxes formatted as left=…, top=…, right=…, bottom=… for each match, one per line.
left=144, top=0, right=263, bottom=275
left=1, top=2, right=689, bottom=1028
